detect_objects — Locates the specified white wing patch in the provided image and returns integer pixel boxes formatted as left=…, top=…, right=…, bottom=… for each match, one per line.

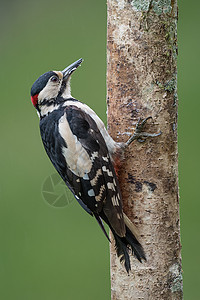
left=107, top=182, right=115, bottom=191
left=91, top=151, right=99, bottom=162
left=102, top=166, right=113, bottom=177
left=63, top=101, right=117, bottom=156
left=90, top=169, right=102, bottom=186
left=88, top=189, right=95, bottom=197
left=113, top=178, right=116, bottom=186
left=59, top=113, right=92, bottom=177
left=102, top=156, right=109, bottom=162
left=96, top=185, right=106, bottom=202
left=111, top=196, right=120, bottom=206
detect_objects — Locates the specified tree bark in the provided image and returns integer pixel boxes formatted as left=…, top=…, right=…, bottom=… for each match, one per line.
left=107, top=1, right=183, bottom=299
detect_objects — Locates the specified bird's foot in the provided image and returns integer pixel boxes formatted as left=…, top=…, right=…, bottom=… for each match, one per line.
left=126, top=117, right=161, bottom=146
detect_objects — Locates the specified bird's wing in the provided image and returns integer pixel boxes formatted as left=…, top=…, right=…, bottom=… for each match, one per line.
left=39, top=108, right=92, bottom=216
left=60, top=105, right=126, bottom=237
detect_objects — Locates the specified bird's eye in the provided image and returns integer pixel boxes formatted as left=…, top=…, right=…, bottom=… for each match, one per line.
left=51, top=76, right=59, bottom=82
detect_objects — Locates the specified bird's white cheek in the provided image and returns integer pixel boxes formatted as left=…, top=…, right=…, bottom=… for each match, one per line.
left=38, top=82, right=60, bottom=102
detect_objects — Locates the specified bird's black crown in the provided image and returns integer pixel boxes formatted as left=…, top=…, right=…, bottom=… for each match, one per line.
left=31, top=71, right=55, bottom=96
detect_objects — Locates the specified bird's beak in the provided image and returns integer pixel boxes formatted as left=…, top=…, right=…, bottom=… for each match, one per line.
left=62, top=58, right=83, bottom=81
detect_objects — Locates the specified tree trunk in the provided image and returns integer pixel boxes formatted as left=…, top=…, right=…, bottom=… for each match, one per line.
left=107, top=1, right=183, bottom=299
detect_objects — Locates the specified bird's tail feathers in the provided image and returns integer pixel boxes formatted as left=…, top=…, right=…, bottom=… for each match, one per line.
left=123, top=212, right=140, bottom=242
left=112, top=214, right=146, bottom=273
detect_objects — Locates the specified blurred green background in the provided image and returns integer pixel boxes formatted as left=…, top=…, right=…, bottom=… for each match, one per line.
left=0, top=0, right=199, bottom=299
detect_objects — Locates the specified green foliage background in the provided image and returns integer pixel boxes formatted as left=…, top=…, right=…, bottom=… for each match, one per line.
left=0, top=1, right=199, bottom=299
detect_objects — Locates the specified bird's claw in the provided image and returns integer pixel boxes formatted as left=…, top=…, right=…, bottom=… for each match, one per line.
left=126, top=117, right=161, bottom=146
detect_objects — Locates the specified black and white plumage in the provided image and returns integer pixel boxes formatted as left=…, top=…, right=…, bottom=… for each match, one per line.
left=30, top=59, right=146, bottom=272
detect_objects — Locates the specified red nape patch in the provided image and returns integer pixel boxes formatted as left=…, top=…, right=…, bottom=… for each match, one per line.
left=114, top=155, right=121, bottom=177
left=31, top=94, right=38, bottom=107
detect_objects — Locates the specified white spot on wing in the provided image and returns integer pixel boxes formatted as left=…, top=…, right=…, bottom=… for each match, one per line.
left=107, top=182, right=115, bottom=191
left=91, top=152, right=98, bottom=162
left=88, top=189, right=95, bottom=197
left=111, top=196, right=119, bottom=206
left=102, top=156, right=109, bottom=162
left=96, top=185, right=105, bottom=202
left=91, top=169, right=102, bottom=186
left=102, top=166, right=113, bottom=177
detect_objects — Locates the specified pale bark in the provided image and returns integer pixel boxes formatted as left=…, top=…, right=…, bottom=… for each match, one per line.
left=107, top=0, right=183, bottom=299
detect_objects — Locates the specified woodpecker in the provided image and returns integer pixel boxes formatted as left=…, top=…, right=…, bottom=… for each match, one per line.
left=30, top=58, right=160, bottom=272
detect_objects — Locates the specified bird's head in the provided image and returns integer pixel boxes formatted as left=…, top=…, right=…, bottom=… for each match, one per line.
left=30, top=58, right=83, bottom=116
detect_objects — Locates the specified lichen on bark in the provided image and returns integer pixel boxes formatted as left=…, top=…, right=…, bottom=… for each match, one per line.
left=130, top=0, right=172, bottom=15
